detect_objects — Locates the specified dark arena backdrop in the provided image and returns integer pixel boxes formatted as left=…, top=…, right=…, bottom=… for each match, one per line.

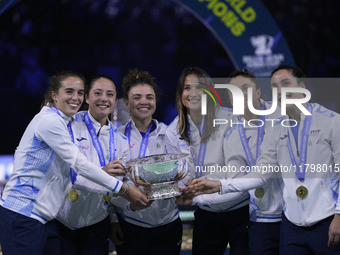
left=0, top=0, right=340, bottom=178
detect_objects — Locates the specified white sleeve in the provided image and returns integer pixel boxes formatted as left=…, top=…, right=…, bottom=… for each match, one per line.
left=221, top=125, right=281, bottom=193
left=109, top=175, right=135, bottom=209
left=35, top=114, right=122, bottom=193
left=330, top=116, right=340, bottom=214
left=193, top=191, right=245, bottom=205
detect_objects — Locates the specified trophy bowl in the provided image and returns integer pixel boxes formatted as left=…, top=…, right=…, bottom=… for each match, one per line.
left=126, top=153, right=190, bottom=200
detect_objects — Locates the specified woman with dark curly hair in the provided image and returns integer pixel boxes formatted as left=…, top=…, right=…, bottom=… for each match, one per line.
left=0, top=71, right=148, bottom=255
left=112, top=69, right=183, bottom=255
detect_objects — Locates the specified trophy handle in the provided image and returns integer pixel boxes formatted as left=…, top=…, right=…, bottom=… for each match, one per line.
left=117, top=156, right=127, bottom=162
left=187, top=145, right=196, bottom=160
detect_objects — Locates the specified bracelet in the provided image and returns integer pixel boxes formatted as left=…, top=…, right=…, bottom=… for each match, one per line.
left=119, top=183, right=127, bottom=195
left=218, top=181, right=222, bottom=195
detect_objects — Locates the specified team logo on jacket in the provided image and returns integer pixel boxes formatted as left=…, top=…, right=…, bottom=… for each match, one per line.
left=76, top=137, right=87, bottom=141
left=158, top=134, right=165, bottom=139
left=280, top=135, right=288, bottom=140
left=310, top=130, right=321, bottom=136
left=156, top=143, right=161, bottom=149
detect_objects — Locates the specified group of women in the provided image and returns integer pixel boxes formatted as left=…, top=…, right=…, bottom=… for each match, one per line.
left=1, top=64, right=337, bottom=255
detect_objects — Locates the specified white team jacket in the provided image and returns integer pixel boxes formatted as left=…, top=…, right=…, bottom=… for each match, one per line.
left=221, top=103, right=340, bottom=227
left=57, top=111, right=130, bottom=230
left=223, top=101, right=284, bottom=222
left=0, top=106, right=122, bottom=224
left=166, top=106, right=250, bottom=212
left=112, top=118, right=180, bottom=228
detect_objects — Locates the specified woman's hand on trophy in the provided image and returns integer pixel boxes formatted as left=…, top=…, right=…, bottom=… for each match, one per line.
left=187, top=178, right=221, bottom=195
left=110, top=222, right=125, bottom=245
left=102, top=159, right=127, bottom=177
left=175, top=188, right=193, bottom=205
left=130, top=200, right=154, bottom=211
left=133, top=175, right=152, bottom=187
left=123, top=185, right=150, bottom=205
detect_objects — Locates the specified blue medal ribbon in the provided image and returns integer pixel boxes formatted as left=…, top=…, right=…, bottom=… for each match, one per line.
left=187, top=115, right=207, bottom=178
left=286, top=103, right=312, bottom=182
left=84, top=112, right=115, bottom=167
left=85, top=112, right=116, bottom=205
left=52, top=107, right=77, bottom=185
left=238, top=104, right=266, bottom=168
left=125, top=120, right=153, bottom=158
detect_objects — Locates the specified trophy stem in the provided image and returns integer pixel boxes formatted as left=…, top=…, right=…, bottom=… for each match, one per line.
left=144, top=181, right=181, bottom=200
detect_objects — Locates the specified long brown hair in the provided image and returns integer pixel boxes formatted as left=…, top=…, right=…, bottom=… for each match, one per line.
left=41, top=70, right=86, bottom=108
left=175, top=67, right=217, bottom=144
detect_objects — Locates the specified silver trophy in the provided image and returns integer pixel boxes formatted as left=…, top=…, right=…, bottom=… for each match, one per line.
left=126, top=153, right=190, bottom=200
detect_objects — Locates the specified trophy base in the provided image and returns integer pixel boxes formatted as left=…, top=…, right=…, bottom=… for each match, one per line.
left=144, top=181, right=181, bottom=200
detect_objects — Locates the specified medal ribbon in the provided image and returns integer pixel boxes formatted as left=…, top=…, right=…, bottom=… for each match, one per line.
left=187, top=115, right=207, bottom=178
left=52, top=107, right=77, bottom=185
left=287, top=103, right=312, bottom=182
left=125, top=120, right=153, bottom=158
left=84, top=112, right=115, bottom=167
left=238, top=104, right=266, bottom=168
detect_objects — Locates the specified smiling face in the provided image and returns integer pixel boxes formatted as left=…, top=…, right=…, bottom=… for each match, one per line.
left=52, top=76, right=84, bottom=117
left=229, top=75, right=261, bottom=112
left=181, top=74, right=204, bottom=113
left=125, top=84, right=156, bottom=123
left=270, top=69, right=306, bottom=109
left=86, top=77, right=116, bottom=125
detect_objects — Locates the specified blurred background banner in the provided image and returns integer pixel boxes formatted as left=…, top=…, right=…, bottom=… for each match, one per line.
left=175, top=0, right=296, bottom=77
left=0, top=0, right=21, bottom=15
left=0, top=0, right=339, bottom=165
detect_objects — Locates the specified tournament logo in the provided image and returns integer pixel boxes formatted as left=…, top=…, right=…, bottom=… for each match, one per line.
left=242, top=34, right=285, bottom=77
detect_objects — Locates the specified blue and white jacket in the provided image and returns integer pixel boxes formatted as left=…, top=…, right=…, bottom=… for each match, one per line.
left=1, top=106, right=122, bottom=224
left=221, top=103, right=340, bottom=227
left=166, top=106, right=250, bottom=213
left=57, top=111, right=130, bottom=229
left=222, top=100, right=284, bottom=222
left=112, top=118, right=180, bottom=228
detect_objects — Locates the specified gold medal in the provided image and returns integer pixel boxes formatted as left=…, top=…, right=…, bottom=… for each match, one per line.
left=68, top=187, right=79, bottom=202
left=255, top=187, right=265, bottom=199
left=103, top=195, right=111, bottom=202
left=296, top=185, right=308, bottom=199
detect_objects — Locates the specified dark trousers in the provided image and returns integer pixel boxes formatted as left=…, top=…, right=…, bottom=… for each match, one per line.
left=280, top=213, right=340, bottom=255
left=56, top=216, right=110, bottom=255
left=192, top=206, right=250, bottom=255
left=0, top=205, right=60, bottom=255
left=115, top=214, right=183, bottom=255
left=248, top=221, right=281, bottom=255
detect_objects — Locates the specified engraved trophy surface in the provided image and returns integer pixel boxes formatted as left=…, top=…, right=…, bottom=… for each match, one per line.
left=126, top=153, right=190, bottom=200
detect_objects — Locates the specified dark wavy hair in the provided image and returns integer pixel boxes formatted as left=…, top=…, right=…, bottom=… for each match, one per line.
left=87, top=75, right=117, bottom=98
left=121, top=69, right=161, bottom=101
left=271, top=65, right=305, bottom=84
